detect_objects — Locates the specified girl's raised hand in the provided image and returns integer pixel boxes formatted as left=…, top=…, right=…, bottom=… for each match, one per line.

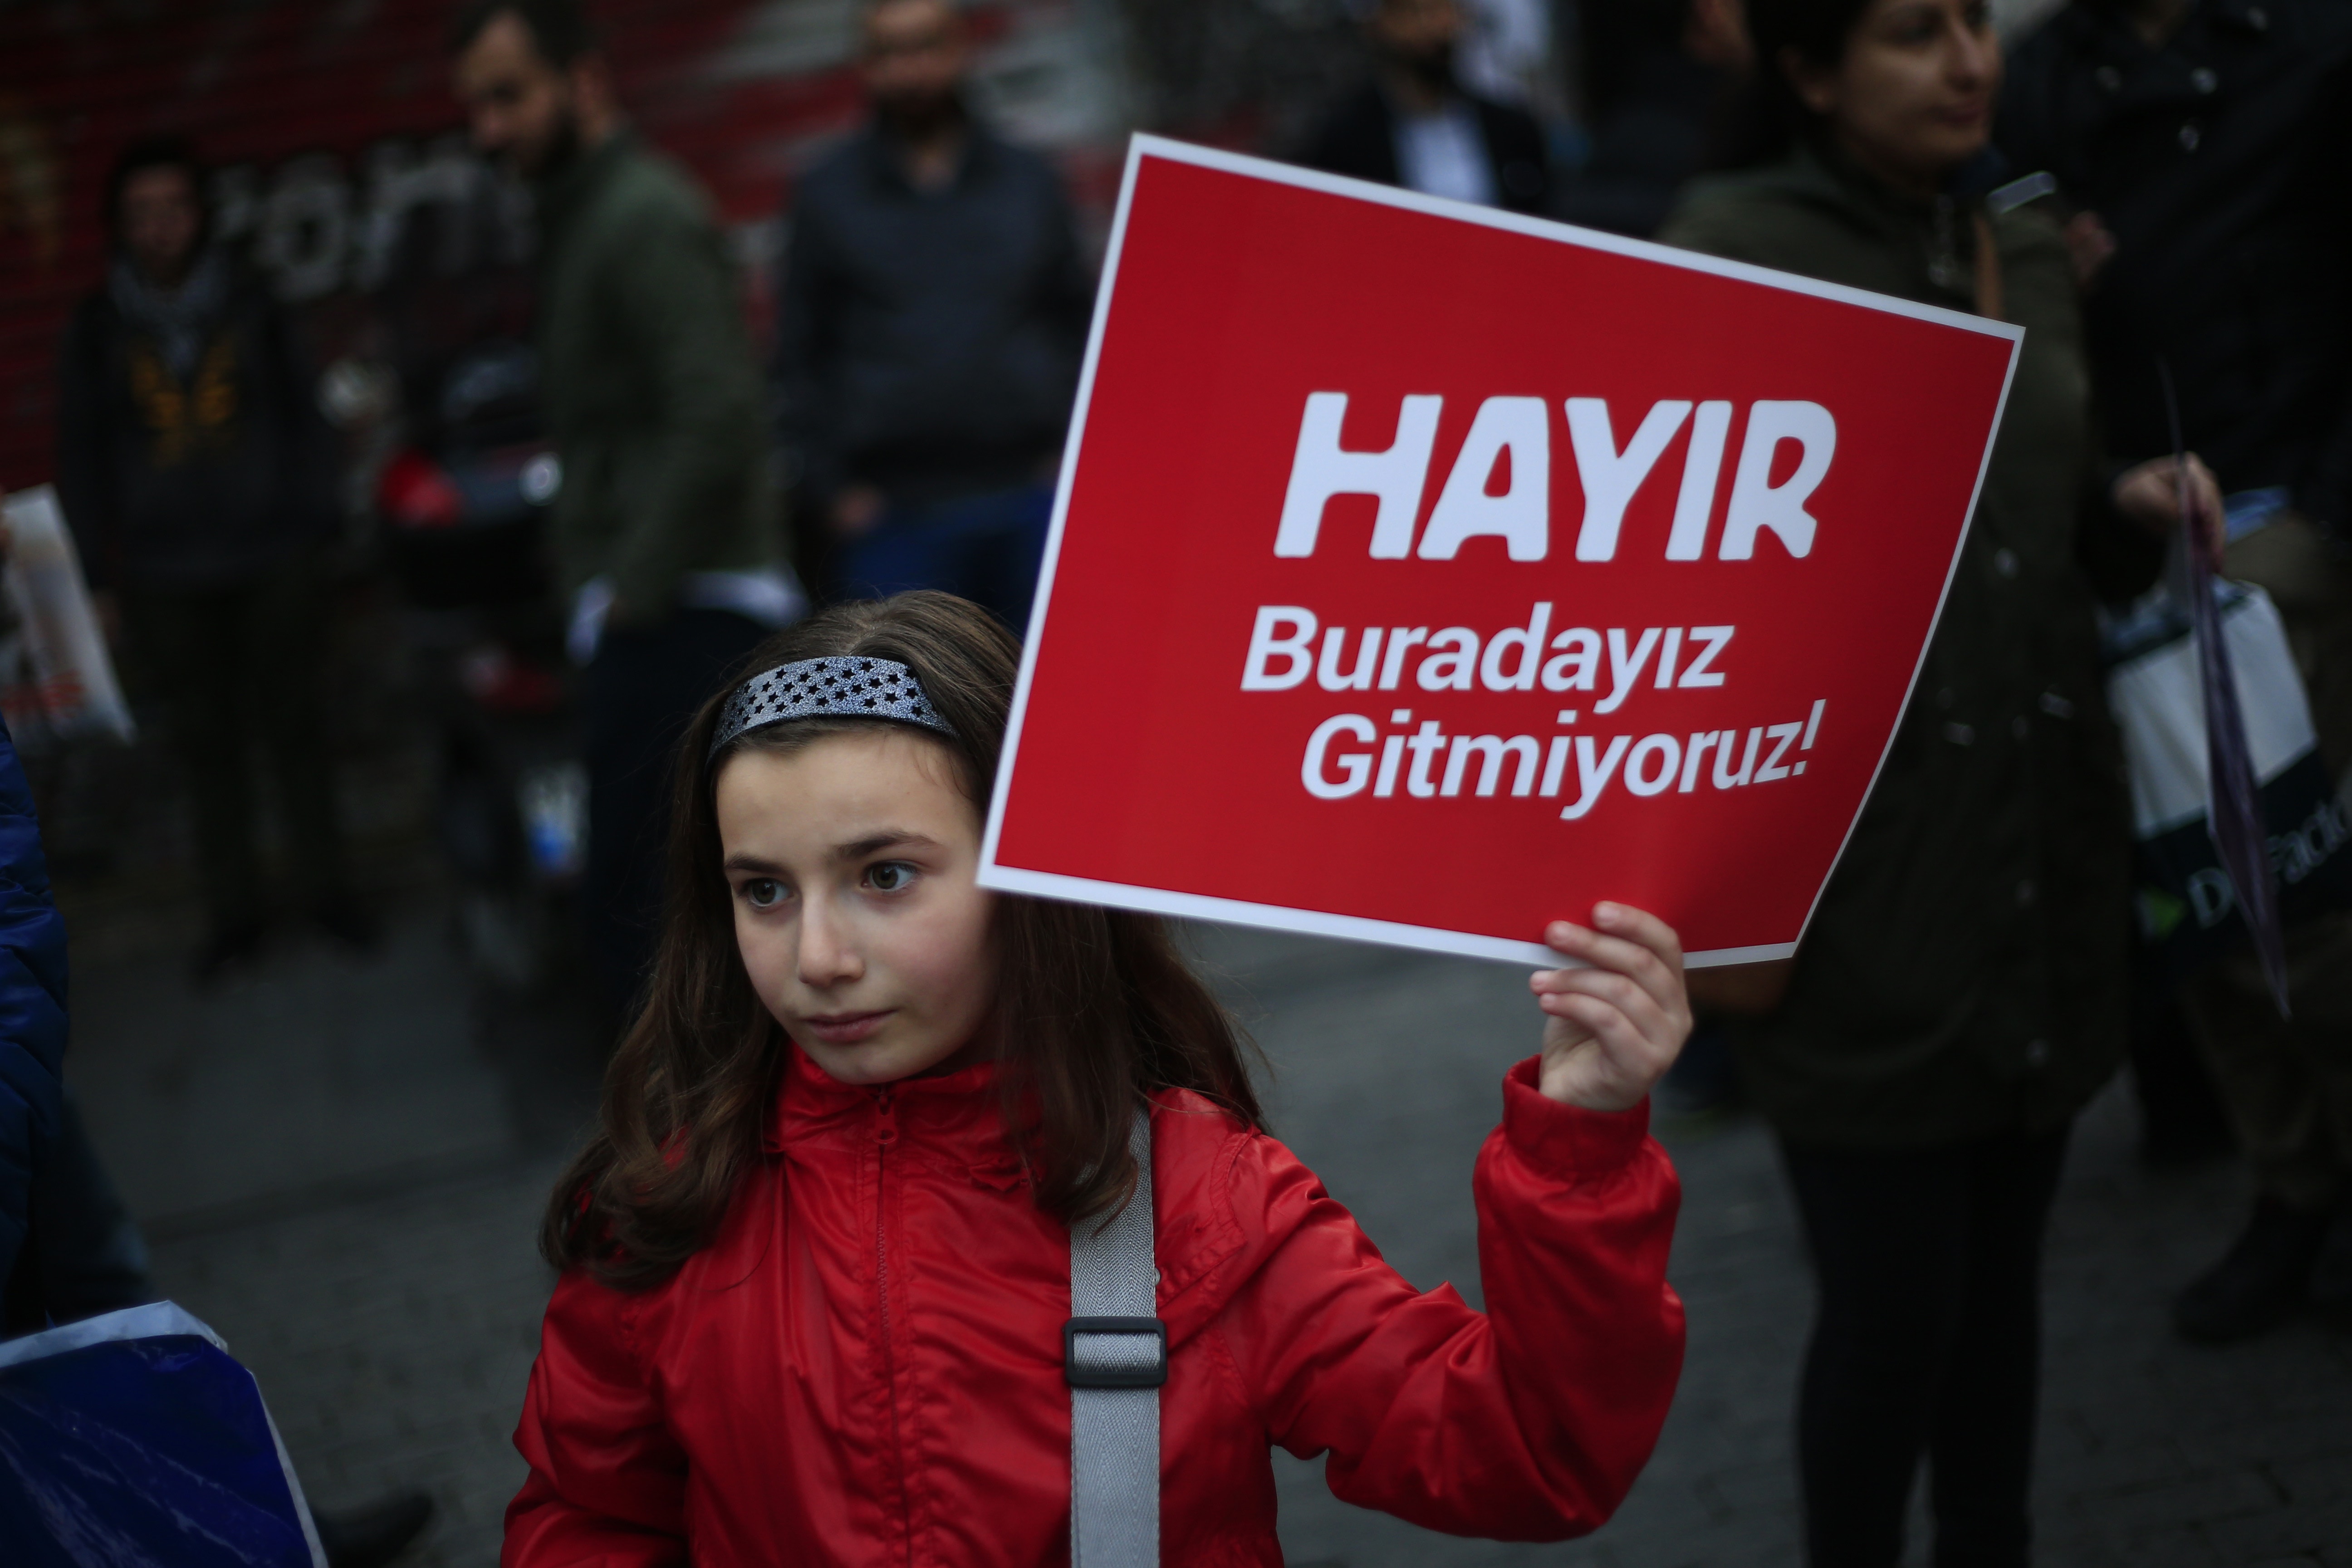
left=1530, top=904, right=1692, bottom=1112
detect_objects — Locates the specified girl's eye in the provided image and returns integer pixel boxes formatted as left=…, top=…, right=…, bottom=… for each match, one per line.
left=866, top=861, right=917, bottom=894
left=742, top=878, right=786, bottom=909
left=1877, top=3, right=1942, bottom=43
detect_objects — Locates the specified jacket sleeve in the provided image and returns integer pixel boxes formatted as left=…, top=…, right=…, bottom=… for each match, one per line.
left=602, top=197, right=769, bottom=622
left=1212, top=1058, right=1684, bottom=1541
left=503, top=1269, right=689, bottom=1568
left=0, top=717, right=67, bottom=1294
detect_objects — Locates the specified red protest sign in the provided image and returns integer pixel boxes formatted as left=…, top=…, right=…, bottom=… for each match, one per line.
left=979, top=137, right=2019, bottom=967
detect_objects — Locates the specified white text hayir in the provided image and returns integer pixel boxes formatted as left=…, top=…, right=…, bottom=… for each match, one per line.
left=1274, top=392, right=1836, bottom=563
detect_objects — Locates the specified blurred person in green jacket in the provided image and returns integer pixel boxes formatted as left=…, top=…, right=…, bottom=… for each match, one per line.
left=1661, top=0, right=2216, bottom=1563
left=453, top=0, right=799, bottom=1015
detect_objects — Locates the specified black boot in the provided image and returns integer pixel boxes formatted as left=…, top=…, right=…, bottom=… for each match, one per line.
left=311, top=1489, right=433, bottom=1568
left=2174, top=1196, right=2332, bottom=1343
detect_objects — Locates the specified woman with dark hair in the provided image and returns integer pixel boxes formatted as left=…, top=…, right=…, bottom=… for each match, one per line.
left=503, top=590, right=1694, bottom=1563
left=1659, top=3, right=2216, bottom=1565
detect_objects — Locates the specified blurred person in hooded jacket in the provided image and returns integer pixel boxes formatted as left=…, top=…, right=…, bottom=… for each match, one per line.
left=54, top=136, right=368, bottom=985
left=1661, top=0, right=2215, bottom=1560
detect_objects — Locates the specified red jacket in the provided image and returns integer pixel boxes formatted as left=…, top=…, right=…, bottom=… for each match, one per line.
left=505, top=1047, right=1686, bottom=1565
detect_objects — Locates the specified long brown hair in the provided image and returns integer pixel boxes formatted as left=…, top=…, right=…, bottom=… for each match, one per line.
left=542, top=592, right=1264, bottom=1288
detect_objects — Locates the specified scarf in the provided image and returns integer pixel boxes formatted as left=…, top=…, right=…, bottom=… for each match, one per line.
left=108, top=246, right=232, bottom=382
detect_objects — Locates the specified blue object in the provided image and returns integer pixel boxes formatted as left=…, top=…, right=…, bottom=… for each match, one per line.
left=0, top=1302, right=322, bottom=1566
left=0, top=711, right=67, bottom=1297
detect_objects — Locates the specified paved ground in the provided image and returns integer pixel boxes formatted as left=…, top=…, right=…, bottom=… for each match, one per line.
left=1206, top=927, right=2352, bottom=1568
left=48, top=884, right=2352, bottom=1567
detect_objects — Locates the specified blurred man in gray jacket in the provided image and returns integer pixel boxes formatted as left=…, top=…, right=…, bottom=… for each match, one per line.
left=774, top=0, right=1093, bottom=632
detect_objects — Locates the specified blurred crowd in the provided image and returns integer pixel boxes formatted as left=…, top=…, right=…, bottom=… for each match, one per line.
left=3, top=0, right=2348, bottom=1564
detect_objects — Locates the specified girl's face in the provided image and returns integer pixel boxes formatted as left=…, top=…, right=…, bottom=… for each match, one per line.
left=715, top=728, right=997, bottom=1088
left=1788, top=0, right=1999, bottom=196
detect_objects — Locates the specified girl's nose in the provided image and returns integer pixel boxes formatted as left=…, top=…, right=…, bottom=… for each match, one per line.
left=795, top=900, right=864, bottom=988
left=1950, top=19, right=1997, bottom=86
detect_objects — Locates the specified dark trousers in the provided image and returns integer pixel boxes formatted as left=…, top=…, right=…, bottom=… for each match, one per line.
left=2180, top=911, right=2352, bottom=1212
left=836, top=484, right=1052, bottom=634
left=583, top=608, right=767, bottom=1014
left=124, top=562, right=347, bottom=933
left=1781, top=1127, right=2073, bottom=1568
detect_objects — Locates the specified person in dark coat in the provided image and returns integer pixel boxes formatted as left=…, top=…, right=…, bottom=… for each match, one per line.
left=774, top=0, right=1093, bottom=633
left=1301, top=0, right=1551, bottom=214
left=1661, top=0, right=2215, bottom=1561
left=1997, top=0, right=2352, bottom=1345
left=54, top=136, right=367, bottom=984
left=0, top=709, right=64, bottom=1327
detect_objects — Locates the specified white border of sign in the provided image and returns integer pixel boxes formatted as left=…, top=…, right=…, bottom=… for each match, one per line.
left=979, top=134, right=2023, bottom=970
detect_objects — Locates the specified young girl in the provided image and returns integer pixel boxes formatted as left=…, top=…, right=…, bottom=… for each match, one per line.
left=505, top=591, right=1690, bottom=1565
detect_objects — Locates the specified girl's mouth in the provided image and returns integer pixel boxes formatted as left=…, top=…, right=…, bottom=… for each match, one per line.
left=802, top=1009, right=896, bottom=1044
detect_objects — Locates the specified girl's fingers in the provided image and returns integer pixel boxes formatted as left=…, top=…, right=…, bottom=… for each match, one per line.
left=1540, top=966, right=1658, bottom=1023
left=1594, top=902, right=1685, bottom=969
left=1539, top=973, right=1674, bottom=1058
left=1536, top=930, right=1668, bottom=1001
left=1543, top=991, right=1673, bottom=1081
left=1543, top=905, right=1684, bottom=980
left=1539, top=907, right=1684, bottom=1016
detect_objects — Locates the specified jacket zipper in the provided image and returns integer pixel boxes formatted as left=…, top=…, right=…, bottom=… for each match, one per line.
left=873, top=1086, right=913, bottom=1564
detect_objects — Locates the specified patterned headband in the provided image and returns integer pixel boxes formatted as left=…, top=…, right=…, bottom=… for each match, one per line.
left=709, top=656, right=957, bottom=760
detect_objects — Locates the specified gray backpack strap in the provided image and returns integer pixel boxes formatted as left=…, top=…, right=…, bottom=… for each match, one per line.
left=1066, top=1107, right=1162, bottom=1568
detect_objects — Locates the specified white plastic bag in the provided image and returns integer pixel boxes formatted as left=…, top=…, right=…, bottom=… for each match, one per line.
left=0, top=485, right=134, bottom=746
left=2103, top=582, right=2351, bottom=961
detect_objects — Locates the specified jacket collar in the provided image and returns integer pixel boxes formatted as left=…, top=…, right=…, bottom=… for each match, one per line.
left=764, top=1041, right=1023, bottom=1175
left=1754, top=138, right=1992, bottom=308
left=855, top=113, right=998, bottom=196
left=532, top=126, right=640, bottom=245
left=1773, top=137, right=1936, bottom=231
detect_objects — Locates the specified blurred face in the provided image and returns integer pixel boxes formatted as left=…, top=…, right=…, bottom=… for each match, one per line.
left=1373, top=0, right=1465, bottom=72
left=717, top=728, right=998, bottom=1088
left=1787, top=0, right=2000, bottom=191
left=862, top=0, right=970, bottom=124
left=119, top=166, right=201, bottom=285
left=454, top=10, right=578, bottom=177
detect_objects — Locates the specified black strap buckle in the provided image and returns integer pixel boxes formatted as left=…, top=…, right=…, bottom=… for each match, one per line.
left=1063, top=1316, right=1168, bottom=1389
